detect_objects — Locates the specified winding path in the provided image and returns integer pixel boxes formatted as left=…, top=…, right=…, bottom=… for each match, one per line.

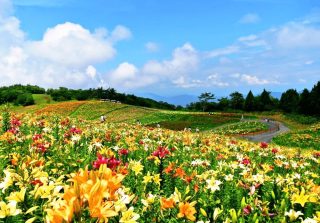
left=240, top=120, right=290, bottom=143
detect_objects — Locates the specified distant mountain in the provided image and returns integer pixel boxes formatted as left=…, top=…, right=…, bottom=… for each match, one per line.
left=140, top=91, right=283, bottom=106
left=140, top=93, right=198, bottom=106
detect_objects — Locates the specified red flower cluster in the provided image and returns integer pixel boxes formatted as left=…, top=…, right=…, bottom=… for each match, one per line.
left=243, top=205, right=252, bottom=215
left=32, top=134, right=42, bottom=141
left=7, top=128, right=19, bottom=134
left=230, top=140, right=237, bottom=145
left=271, top=148, right=279, bottom=154
left=152, top=146, right=170, bottom=159
left=60, top=118, right=70, bottom=126
left=11, top=117, right=22, bottom=127
left=260, top=142, right=268, bottom=148
left=216, top=153, right=225, bottom=160
left=7, top=117, right=22, bottom=134
left=69, top=127, right=82, bottom=134
left=93, top=153, right=121, bottom=170
left=241, top=158, right=251, bottom=165
left=118, top=148, right=129, bottom=156
left=64, top=127, right=82, bottom=138
left=31, top=179, right=43, bottom=186
left=32, top=134, right=49, bottom=153
left=313, top=152, right=320, bottom=158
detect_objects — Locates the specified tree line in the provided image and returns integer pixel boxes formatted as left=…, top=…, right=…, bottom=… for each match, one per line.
left=187, top=81, right=320, bottom=116
left=0, top=81, right=319, bottom=116
left=0, top=85, right=176, bottom=110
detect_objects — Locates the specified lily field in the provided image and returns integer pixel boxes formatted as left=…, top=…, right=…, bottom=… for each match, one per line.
left=0, top=101, right=319, bottom=222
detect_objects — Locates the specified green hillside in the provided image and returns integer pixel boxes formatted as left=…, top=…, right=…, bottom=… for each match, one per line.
left=32, top=94, right=53, bottom=105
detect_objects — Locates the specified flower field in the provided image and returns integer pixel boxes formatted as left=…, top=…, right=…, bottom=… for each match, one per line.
left=0, top=112, right=319, bottom=223
left=141, top=113, right=249, bottom=131
left=273, top=123, right=320, bottom=150
left=35, top=101, right=87, bottom=116
left=69, top=102, right=128, bottom=120
left=212, top=121, right=268, bottom=135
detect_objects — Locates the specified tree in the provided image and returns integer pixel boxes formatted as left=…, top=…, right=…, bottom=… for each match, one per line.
left=198, top=92, right=215, bottom=112
left=218, top=97, right=230, bottom=111
left=244, top=90, right=255, bottom=111
left=298, top=89, right=311, bottom=115
left=16, top=93, right=35, bottom=106
left=280, top=89, right=299, bottom=113
left=259, top=89, right=273, bottom=111
left=229, top=91, right=244, bottom=110
left=309, top=81, right=320, bottom=116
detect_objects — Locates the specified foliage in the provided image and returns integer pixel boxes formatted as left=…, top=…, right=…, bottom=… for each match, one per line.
left=284, top=114, right=319, bottom=125
left=280, top=89, right=299, bottom=113
left=244, top=90, right=255, bottom=112
left=229, top=91, right=244, bottom=110
left=1, top=105, right=10, bottom=133
left=0, top=84, right=43, bottom=106
left=298, top=89, right=312, bottom=115
left=16, top=93, right=34, bottom=106
left=198, top=92, right=215, bottom=112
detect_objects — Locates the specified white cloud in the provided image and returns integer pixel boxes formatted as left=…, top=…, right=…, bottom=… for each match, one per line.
left=110, top=25, right=132, bottom=43
left=145, top=42, right=159, bottom=52
left=0, top=0, right=13, bottom=18
left=0, top=3, right=132, bottom=89
left=276, top=23, right=320, bottom=48
left=104, top=43, right=200, bottom=90
left=172, top=77, right=203, bottom=88
left=305, top=60, right=314, bottom=65
left=106, top=62, right=157, bottom=89
left=143, top=43, right=199, bottom=76
left=240, top=74, right=277, bottom=85
left=86, top=65, right=97, bottom=79
left=207, top=74, right=229, bottom=87
left=207, top=46, right=239, bottom=58
left=237, top=34, right=267, bottom=47
left=239, top=13, right=260, bottom=24
left=238, top=35, right=258, bottom=42
left=110, top=62, right=138, bottom=81
left=26, top=22, right=117, bottom=67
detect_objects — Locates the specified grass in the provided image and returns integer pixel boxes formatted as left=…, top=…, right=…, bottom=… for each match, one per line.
left=32, top=94, right=53, bottom=105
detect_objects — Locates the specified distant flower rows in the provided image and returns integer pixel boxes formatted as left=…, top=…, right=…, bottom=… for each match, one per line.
left=212, top=121, right=268, bottom=135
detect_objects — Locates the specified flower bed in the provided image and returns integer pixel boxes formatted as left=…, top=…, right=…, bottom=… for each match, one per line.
left=0, top=113, right=319, bottom=222
left=213, top=121, right=269, bottom=135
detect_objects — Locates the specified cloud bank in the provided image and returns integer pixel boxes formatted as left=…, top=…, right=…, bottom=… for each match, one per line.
left=0, top=1, right=131, bottom=88
left=1, top=0, right=319, bottom=96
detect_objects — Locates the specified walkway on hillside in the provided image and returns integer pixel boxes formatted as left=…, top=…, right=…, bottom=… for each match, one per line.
left=240, top=120, right=290, bottom=143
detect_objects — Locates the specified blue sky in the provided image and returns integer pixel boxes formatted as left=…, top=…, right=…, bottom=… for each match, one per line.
left=1, top=0, right=320, bottom=98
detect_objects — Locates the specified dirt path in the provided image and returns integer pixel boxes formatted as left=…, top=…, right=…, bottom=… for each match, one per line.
left=241, top=120, right=290, bottom=143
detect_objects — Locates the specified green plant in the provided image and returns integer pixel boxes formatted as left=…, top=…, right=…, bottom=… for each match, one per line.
left=1, top=104, right=10, bottom=133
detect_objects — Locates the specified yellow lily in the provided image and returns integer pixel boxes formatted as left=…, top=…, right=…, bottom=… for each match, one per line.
left=0, top=201, right=21, bottom=218
left=291, top=188, right=310, bottom=207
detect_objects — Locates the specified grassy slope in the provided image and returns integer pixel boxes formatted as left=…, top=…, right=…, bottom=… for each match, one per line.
left=32, top=94, right=53, bottom=105
left=8, top=100, right=251, bottom=131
